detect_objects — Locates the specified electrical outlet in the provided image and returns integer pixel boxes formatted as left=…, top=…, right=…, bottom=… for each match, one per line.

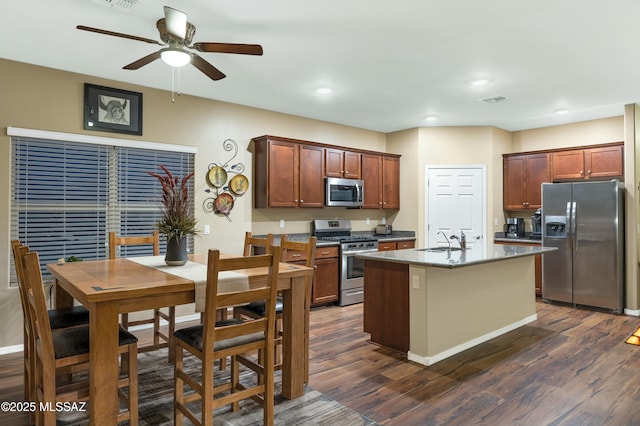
left=279, top=219, right=285, bottom=228
left=412, top=275, right=420, bottom=289
left=366, top=218, right=370, bottom=225
left=203, top=224, right=210, bottom=235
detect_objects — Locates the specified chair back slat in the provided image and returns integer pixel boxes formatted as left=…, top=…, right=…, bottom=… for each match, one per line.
left=202, top=248, right=282, bottom=354
left=11, top=241, right=29, bottom=316
left=281, top=235, right=316, bottom=268
left=109, top=231, right=160, bottom=259
left=243, top=232, right=274, bottom=256
left=21, top=251, right=56, bottom=363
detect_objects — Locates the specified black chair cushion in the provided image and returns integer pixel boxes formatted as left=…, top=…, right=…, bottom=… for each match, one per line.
left=174, top=319, right=264, bottom=352
left=52, top=325, right=138, bottom=359
left=240, top=296, right=283, bottom=317
left=48, top=306, right=90, bottom=330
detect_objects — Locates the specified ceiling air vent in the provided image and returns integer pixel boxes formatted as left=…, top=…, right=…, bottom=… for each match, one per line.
left=92, top=0, right=140, bottom=12
left=480, top=95, right=508, bottom=104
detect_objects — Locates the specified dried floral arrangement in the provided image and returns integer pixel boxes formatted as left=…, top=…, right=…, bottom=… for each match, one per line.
left=147, top=164, right=197, bottom=241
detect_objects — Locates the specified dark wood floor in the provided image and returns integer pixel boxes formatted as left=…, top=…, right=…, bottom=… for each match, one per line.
left=2, top=299, right=640, bottom=425
left=309, top=300, right=640, bottom=425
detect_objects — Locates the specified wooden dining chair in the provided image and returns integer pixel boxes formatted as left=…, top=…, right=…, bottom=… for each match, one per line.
left=20, top=249, right=139, bottom=425
left=243, top=231, right=275, bottom=256
left=173, top=248, right=282, bottom=426
left=234, top=235, right=316, bottom=380
left=109, top=231, right=176, bottom=356
left=10, top=240, right=90, bottom=408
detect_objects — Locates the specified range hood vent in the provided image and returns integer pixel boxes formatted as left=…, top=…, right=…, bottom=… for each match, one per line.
left=480, top=95, right=508, bottom=104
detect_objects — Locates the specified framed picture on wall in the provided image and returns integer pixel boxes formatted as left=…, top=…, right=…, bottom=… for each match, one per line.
left=83, top=83, right=143, bottom=136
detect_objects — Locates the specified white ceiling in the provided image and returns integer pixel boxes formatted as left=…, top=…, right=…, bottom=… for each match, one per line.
left=3, top=0, right=640, bottom=133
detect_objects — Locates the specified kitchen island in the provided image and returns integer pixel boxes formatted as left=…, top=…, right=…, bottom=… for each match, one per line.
left=358, top=244, right=555, bottom=366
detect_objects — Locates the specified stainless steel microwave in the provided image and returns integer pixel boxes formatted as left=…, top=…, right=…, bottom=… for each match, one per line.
left=325, top=177, right=364, bottom=207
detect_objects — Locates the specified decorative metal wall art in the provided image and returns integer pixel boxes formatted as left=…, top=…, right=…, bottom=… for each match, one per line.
left=203, top=139, right=249, bottom=221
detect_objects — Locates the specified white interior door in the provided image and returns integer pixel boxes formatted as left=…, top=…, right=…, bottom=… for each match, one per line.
left=426, top=166, right=485, bottom=248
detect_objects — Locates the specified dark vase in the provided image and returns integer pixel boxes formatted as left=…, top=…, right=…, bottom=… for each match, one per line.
left=165, top=236, right=188, bottom=266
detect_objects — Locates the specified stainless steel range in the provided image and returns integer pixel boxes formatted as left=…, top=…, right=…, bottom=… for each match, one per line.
left=312, top=219, right=378, bottom=306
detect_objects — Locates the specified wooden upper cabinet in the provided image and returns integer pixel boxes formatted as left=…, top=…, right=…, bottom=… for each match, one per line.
left=325, top=148, right=362, bottom=179
left=585, top=144, right=624, bottom=179
left=253, top=137, right=323, bottom=208
left=552, top=149, right=584, bottom=180
left=503, top=153, right=551, bottom=210
left=361, top=154, right=400, bottom=209
left=298, top=144, right=326, bottom=207
left=361, top=154, right=382, bottom=209
left=552, top=143, right=623, bottom=181
left=382, top=156, right=400, bottom=209
left=253, top=135, right=401, bottom=209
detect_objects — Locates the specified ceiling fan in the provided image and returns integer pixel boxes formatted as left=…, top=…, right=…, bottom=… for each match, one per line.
left=77, top=6, right=263, bottom=81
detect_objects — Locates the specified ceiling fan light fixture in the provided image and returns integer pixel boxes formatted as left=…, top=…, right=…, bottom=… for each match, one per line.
left=161, top=48, right=191, bottom=67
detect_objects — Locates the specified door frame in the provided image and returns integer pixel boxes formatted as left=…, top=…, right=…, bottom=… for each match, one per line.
left=424, top=164, right=488, bottom=247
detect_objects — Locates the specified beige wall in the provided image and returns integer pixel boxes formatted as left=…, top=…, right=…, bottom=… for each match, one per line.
left=0, top=59, right=386, bottom=347
left=386, top=126, right=512, bottom=247
left=0, top=57, right=636, bottom=348
left=511, top=116, right=624, bottom=152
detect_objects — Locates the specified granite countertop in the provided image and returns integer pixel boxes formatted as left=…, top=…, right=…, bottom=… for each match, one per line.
left=494, top=232, right=542, bottom=244
left=494, top=237, right=542, bottom=244
left=259, top=231, right=417, bottom=247
left=356, top=243, right=555, bottom=269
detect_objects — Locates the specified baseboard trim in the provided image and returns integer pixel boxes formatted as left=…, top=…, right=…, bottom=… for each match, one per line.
left=407, top=313, right=538, bottom=366
left=624, top=307, right=640, bottom=317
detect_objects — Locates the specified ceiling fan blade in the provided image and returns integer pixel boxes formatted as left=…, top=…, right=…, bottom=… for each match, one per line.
left=192, top=42, right=263, bottom=56
left=76, top=25, right=163, bottom=46
left=123, top=51, right=162, bottom=70
left=191, top=54, right=226, bottom=81
left=164, top=6, right=188, bottom=39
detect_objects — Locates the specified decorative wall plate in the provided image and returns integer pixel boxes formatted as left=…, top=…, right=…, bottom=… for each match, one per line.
left=214, top=192, right=234, bottom=214
left=207, top=166, right=227, bottom=188
left=229, top=174, right=249, bottom=195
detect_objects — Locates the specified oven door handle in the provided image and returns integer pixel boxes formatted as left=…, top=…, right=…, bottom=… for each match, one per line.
left=342, top=249, right=379, bottom=255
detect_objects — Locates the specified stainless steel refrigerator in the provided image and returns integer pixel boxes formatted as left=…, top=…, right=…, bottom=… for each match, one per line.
left=542, top=180, right=624, bottom=313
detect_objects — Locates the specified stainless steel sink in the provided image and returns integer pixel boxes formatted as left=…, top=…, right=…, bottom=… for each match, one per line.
left=419, top=247, right=462, bottom=252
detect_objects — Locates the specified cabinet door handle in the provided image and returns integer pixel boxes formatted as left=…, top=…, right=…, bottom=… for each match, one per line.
left=587, top=170, right=591, bottom=175
left=321, top=251, right=331, bottom=255
left=291, top=253, right=302, bottom=258
left=580, top=170, right=583, bottom=175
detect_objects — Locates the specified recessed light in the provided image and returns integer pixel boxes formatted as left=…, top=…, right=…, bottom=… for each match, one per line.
left=424, top=116, right=438, bottom=122
left=470, top=79, right=489, bottom=87
left=555, top=109, right=569, bottom=115
left=316, top=87, right=332, bottom=94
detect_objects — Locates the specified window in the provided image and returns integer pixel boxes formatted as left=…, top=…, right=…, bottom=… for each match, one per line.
left=9, top=128, right=195, bottom=286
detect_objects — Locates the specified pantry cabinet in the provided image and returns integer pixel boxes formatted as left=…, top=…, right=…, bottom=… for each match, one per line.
left=552, top=144, right=623, bottom=181
left=503, top=153, right=551, bottom=210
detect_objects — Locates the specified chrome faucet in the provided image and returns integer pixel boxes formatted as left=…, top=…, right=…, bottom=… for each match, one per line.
left=450, top=230, right=467, bottom=251
left=437, top=231, right=451, bottom=251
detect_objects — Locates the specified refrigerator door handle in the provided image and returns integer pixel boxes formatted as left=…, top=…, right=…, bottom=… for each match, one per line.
left=571, top=201, right=577, bottom=252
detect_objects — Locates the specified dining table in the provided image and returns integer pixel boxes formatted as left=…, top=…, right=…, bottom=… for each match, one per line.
left=46, top=253, right=313, bottom=426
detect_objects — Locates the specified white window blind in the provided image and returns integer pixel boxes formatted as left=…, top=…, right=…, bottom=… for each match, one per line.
left=10, top=133, right=195, bottom=286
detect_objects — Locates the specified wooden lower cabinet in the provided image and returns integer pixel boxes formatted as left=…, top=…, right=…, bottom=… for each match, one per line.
left=263, top=242, right=340, bottom=307
left=363, top=259, right=409, bottom=353
left=495, top=240, right=542, bottom=296
left=378, top=239, right=415, bottom=251
left=311, top=246, right=339, bottom=306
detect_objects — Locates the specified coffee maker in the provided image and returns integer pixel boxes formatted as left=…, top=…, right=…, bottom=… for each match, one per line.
left=531, top=208, right=542, bottom=239
left=505, top=218, right=525, bottom=238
